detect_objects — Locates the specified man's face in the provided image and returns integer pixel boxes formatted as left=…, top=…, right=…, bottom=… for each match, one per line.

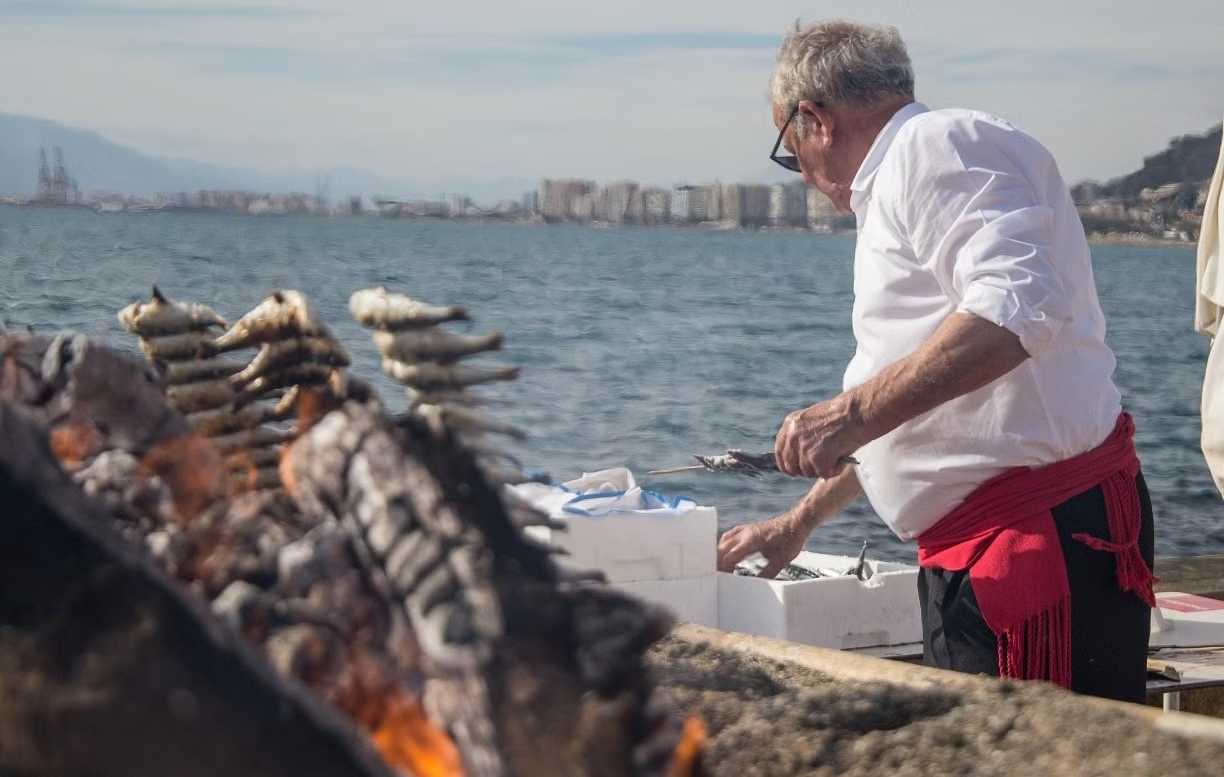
left=772, top=102, right=853, bottom=213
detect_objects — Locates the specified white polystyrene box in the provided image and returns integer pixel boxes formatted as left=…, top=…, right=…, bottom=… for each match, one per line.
left=717, top=551, right=922, bottom=650
left=525, top=506, right=718, bottom=583
left=614, top=577, right=718, bottom=628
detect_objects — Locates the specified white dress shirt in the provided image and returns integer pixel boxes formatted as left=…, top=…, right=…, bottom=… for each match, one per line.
left=843, top=102, right=1123, bottom=539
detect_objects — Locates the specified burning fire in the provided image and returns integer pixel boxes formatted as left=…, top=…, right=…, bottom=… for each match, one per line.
left=49, top=419, right=104, bottom=468
left=140, top=433, right=226, bottom=520
left=371, top=694, right=466, bottom=777
left=667, top=716, right=707, bottom=777
left=334, top=656, right=465, bottom=777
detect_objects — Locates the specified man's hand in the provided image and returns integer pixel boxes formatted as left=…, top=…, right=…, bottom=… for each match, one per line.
left=774, top=395, right=862, bottom=479
left=717, top=512, right=808, bottom=579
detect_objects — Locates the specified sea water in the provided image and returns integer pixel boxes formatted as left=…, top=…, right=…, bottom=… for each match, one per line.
left=2, top=206, right=1219, bottom=560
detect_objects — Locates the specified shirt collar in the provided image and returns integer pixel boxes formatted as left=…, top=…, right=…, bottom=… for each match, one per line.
left=849, top=101, right=929, bottom=211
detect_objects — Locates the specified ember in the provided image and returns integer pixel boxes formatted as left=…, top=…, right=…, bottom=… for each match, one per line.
left=0, top=287, right=691, bottom=777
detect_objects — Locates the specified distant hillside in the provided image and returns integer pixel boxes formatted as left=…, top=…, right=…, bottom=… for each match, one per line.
left=0, top=113, right=416, bottom=199
left=1095, top=123, right=1222, bottom=199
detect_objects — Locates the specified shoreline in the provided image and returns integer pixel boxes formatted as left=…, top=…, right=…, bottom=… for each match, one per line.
left=0, top=202, right=1197, bottom=248
left=1087, top=232, right=1196, bottom=248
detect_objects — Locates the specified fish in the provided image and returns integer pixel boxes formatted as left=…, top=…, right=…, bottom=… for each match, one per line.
left=211, top=426, right=296, bottom=454
left=165, top=379, right=236, bottom=414
left=161, top=357, right=245, bottom=386
left=272, top=385, right=300, bottom=416
left=372, top=329, right=502, bottom=364
left=230, top=337, right=351, bottom=385
left=186, top=403, right=280, bottom=437
left=223, top=445, right=282, bottom=471
left=416, top=403, right=527, bottom=440
left=406, top=389, right=489, bottom=409
left=211, top=291, right=328, bottom=353
left=233, top=365, right=338, bottom=406
left=139, top=332, right=216, bottom=361
left=350, top=287, right=469, bottom=330
left=381, top=359, right=519, bottom=390
left=230, top=465, right=282, bottom=492
left=117, top=287, right=227, bottom=337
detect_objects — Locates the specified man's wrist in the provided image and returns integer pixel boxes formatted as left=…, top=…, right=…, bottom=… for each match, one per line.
left=834, top=388, right=872, bottom=450
left=786, top=504, right=822, bottom=535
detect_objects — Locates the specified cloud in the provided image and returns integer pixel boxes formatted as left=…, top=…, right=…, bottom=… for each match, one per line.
left=1, top=1, right=1222, bottom=198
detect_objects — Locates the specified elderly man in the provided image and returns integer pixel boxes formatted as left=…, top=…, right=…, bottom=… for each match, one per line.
left=717, top=20, right=1155, bottom=701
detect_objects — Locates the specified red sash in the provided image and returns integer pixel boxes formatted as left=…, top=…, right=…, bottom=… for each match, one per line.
left=917, top=413, right=1154, bottom=688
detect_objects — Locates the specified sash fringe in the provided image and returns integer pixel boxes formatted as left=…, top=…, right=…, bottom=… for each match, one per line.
left=997, top=595, right=1072, bottom=688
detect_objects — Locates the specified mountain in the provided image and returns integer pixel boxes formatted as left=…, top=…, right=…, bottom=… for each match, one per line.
left=1081, top=123, right=1222, bottom=199
left=0, top=113, right=418, bottom=199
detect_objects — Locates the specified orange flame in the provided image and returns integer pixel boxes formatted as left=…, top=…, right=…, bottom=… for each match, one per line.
left=333, top=657, right=465, bottom=777
left=279, top=386, right=332, bottom=499
left=49, top=419, right=104, bottom=467
left=141, top=434, right=225, bottom=520
left=666, top=716, right=707, bottom=777
left=295, top=386, right=330, bottom=434
left=370, top=693, right=466, bottom=777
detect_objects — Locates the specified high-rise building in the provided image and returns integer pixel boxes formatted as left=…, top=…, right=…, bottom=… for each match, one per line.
left=769, top=181, right=808, bottom=227
left=521, top=190, right=540, bottom=215
left=598, top=181, right=638, bottom=223
left=807, top=187, right=838, bottom=229
left=641, top=188, right=671, bottom=225
left=539, top=179, right=597, bottom=223
left=671, top=185, right=695, bottom=224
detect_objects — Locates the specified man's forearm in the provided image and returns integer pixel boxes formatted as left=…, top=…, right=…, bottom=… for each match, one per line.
left=790, top=468, right=863, bottom=533
left=845, top=312, right=1029, bottom=445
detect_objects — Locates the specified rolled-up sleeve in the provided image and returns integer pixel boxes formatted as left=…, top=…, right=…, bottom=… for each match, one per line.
left=904, top=145, right=1072, bottom=358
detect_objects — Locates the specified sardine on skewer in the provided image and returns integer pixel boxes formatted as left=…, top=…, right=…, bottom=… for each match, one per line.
left=372, top=329, right=502, bottom=364
left=415, top=403, right=527, bottom=441
left=186, top=403, right=282, bottom=437
left=160, top=357, right=246, bottom=386
left=349, top=287, right=469, bottom=330
left=210, top=290, right=329, bottom=353
left=118, top=287, right=227, bottom=337
left=211, top=427, right=296, bottom=454
left=233, top=365, right=342, bottom=406
left=381, top=359, right=520, bottom=391
left=229, top=465, right=282, bottom=492
left=648, top=449, right=859, bottom=477
left=230, top=337, right=351, bottom=385
left=223, top=445, right=283, bottom=472
left=405, top=389, right=491, bottom=409
left=165, top=379, right=237, bottom=414
left=139, top=332, right=216, bottom=361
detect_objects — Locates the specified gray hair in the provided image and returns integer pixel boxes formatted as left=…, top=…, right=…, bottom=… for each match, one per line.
left=770, top=20, right=914, bottom=125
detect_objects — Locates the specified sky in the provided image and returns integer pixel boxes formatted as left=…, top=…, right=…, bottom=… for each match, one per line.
left=2, top=0, right=1222, bottom=200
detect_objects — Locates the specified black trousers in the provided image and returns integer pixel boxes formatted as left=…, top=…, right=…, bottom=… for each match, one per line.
left=918, top=473, right=1155, bottom=702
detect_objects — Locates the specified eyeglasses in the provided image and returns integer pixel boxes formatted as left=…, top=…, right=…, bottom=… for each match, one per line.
left=769, top=105, right=802, bottom=173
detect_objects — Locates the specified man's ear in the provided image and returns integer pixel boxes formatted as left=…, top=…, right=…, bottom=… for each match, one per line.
left=798, top=100, right=833, bottom=147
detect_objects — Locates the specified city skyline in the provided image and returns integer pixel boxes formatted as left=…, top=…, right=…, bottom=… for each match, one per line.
left=2, top=1, right=1222, bottom=201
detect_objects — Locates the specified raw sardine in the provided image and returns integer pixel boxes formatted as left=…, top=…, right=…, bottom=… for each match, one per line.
left=211, top=290, right=327, bottom=352
left=118, top=287, right=226, bottom=336
left=381, top=359, right=519, bottom=390
left=350, top=287, right=468, bottom=330
left=372, top=329, right=501, bottom=363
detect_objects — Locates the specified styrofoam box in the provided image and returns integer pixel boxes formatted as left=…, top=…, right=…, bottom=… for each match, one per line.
left=524, top=506, right=717, bottom=583
left=614, top=577, right=718, bottom=628
left=717, top=551, right=922, bottom=650
left=1150, top=591, right=1224, bottom=648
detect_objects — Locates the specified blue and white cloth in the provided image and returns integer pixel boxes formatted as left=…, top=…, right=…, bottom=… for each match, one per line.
left=508, top=467, right=695, bottom=518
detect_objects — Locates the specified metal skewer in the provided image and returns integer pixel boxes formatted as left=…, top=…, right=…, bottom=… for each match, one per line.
left=647, top=449, right=859, bottom=477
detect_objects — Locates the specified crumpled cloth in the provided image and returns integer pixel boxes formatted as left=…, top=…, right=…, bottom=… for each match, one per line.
left=1196, top=121, right=1224, bottom=496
